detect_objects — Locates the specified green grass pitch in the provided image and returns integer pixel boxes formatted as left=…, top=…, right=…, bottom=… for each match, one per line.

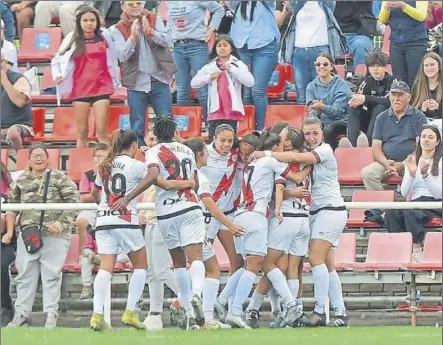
left=2, top=327, right=442, bottom=345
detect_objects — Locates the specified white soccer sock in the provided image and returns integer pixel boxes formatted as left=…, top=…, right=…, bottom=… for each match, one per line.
left=148, top=281, right=165, bottom=314
left=268, top=287, right=281, bottom=314
left=287, top=279, right=300, bottom=300
left=189, top=260, right=205, bottom=297
left=311, top=264, right=329, bottom=314
left=174, top=268, right=194, bottom=318
left=218, top=268, right=245, bottom=306
left=246, top=290, right=265, bottom=311
left=203, top=278, right=220, bottom=322
left=93, top=269, right=112, bottom=315
left=126, top=269, right=147, bottom=311
left=232, top=270, right=256, bottom=316
left=267, top=268, right=296, bottom=309
left=329, top=270, right=346, bottom=316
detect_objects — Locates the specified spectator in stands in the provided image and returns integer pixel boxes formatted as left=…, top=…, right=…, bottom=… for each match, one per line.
left=306, top=53, right=351, bottom=150
left=191, top=34, right=254, bottom=138
left=361, top=80, right=428, bottom=191
left=217, top=1, right=234, bottom=35
left=34, top=1, right=86, bottom=37
left=1, top=52, right=33, bottom=150
left=379, top=1, right=429, bottom=87
left=385, top=125, right=442, bottom=256
left=167, top=1, right=223, bottom=124
left=94, top=1, right=159, bottom=27
left=279, top=1, right=346, bottom=105
left=1, top=20, right=18, bottom=72
left=10, top=1, right=36, bottom=40
left=110, top=1, right=175, bottom=147
left=340, top=51, right=394, bottom=148
left=426, top=1, right=442, bottom=30
left=52, top=5, right=120, bottom=148
left=226, top=1, right=280, bottom=130
left=411, top=52, right=442, bottom=132
left=274, top=1, right=291, bottom=38
left=6, top=144, right=79, bottom=328
left=334, top=1, right=375, bottom=66
left=1, top=162, right=16, bottom=326
left=1, top=2, right=16, bottom=41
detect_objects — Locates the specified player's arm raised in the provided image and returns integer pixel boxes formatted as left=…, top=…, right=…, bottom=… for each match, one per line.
left=250, top=151, right=319, bottom=165
left=284, top=165, right=312, bottom=185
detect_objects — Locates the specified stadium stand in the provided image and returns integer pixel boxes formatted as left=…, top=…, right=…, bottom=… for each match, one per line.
left=407, top=232, right=442, bottom=272
left=264, top=104, right=307, bottom=129
left=18, top=27, right=62, bottom=66
left=66, top=148, right=94, bottom=184
left=267, top=63, right=294, bottom=101
left=171, top=105, right=204, bottom=139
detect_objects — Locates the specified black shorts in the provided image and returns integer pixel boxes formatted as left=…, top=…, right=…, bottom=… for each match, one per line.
left=72, top=94, right=110, bottom=104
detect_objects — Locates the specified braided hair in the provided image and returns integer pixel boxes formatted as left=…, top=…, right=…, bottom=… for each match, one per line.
left=153, top=115, right=177, bottom=143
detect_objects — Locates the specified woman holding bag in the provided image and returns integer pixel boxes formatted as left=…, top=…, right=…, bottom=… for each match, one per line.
left=6, top=144, right=79, bottom=329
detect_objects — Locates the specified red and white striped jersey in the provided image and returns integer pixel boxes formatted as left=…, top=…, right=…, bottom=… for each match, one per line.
left=237, top=157, right=290, bottom=217
left=276, top=163, right=310, bottom=215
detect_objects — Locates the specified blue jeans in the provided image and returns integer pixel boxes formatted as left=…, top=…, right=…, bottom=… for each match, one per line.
left=172, top=41, right=209, bottom=122
left=345, top=33, right=374, bottom=66
left=239, top=40, right=278, bottom=130
left=390, top=39, right=427, bottom=87
left=127, top=79, right=172, bottom=146
left=292, top=45, right=329, bottom=105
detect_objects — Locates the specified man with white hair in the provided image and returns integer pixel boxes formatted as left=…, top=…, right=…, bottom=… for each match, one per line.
left=0, top=20, right=18, bottom=72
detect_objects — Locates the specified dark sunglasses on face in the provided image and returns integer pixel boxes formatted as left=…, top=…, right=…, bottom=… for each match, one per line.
left=314, top=62, right=330, bottom=68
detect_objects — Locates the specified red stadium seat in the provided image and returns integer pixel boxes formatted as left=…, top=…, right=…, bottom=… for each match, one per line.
left=335, top=147, right=373, bottom=185
left=67, top=148, right=94, bottom=184
left=18, top=27, right=62, bottom=63
left=354, top=233, right=412, bottom=271
left=238, top=105, right=256, bottom=137
left=213, top=238, right=230, bottom=271
left=63, top=234, right=80, bottom=272
left=267, top=64, right=294, bottom=100
left=110, top=87, right=128, bottom=103
left=171, top=106, right=203, bottom=138
left=41, top=66, right=55, bottom=90
left=335, top=233, right=357, bottom=270
left=407, top=232, right=442, bottom=271
left=426, top=217, right=442, bottom=227
left=16, top=148, right=60, bottom=171
left=23, top=108, right=46, bottom=143
left=382, top=26, right=391, bottom=57
left=347, top=190, right=396, bottom=228
left=42, top=107, right=95, bottom=142
left=354, top=64, right=367, bottom=76
left=264, top=105, right=307, bottom=129
left=334, top=64, right=346, bottom=79
left=1, top=149, right=8, bottom=166
left=107, top=105, right=131, bottom=134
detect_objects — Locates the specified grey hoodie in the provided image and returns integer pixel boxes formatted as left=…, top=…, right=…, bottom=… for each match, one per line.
left=306, top=75, right=351, bottom=125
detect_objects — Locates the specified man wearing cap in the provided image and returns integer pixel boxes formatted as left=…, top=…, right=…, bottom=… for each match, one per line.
left=1, top=53, right=33, bottom=150
left=0, top=20, right=18, bottom=72
left=361, top=79, right=428, bottom=191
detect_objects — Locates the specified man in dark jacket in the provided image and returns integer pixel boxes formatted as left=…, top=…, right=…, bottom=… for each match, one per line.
left=334, top=1, right=376, bottom=66
left=341, top=51, right=394, bottom=147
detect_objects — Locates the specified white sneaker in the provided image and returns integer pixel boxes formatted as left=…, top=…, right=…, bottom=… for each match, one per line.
left=225, top=314, right=251, bottom=329
left=206, top=318, right=232, bottom=330
left=143, top=313, right=163, bottom=330
left=7, top=313, right=28, bottom=327
left=356, top=133, right=369, bottom=147
left=338, top=137, right=353, bottom=148
left=45, top=313, right=58, bottom=329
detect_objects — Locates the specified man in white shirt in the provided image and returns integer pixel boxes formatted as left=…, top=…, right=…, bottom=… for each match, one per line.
left=0, top=20, right=18, bottom=72
left=34, top=1, right=88, bottom=36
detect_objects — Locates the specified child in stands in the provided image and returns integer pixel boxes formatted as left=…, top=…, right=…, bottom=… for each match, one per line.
left=191, top=34, right=254, bottom=138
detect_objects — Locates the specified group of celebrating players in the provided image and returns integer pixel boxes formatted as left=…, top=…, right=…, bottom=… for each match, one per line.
left=88, top=115, right=349, bottom=331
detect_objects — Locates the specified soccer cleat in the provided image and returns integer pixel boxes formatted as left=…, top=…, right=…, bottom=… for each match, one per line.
left=327, top=315, right=349, bottom=327
left=214, top=299, right=228, bottom=323
left=186, top=317, right=200, bottom=330
left=79, top=286, right=93, bottom=300
left=90, top=313, right=110, bottom=331
left=283, top=304, right=304, bottom=327
left=206, top=319, right=232, bottom=330
left=225, top=314, right=252, bottom=329
left=244, top=309, right=260, bottom=329
left=121, top=310, right=145, bottom=330
left=143, top=313, right=163, bottom=330
left=170, top=299, right=186, bottom=329
left=191, top=294, right=205, bottom=326
left=298, top=311, right=327, bottom=327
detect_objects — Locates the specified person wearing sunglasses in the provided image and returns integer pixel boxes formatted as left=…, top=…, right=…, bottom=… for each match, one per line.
left=306, top=53, right=351, bottom=150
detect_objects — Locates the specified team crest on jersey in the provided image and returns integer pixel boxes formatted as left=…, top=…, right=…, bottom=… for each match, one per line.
left=227, top=152, right=238, bottom=167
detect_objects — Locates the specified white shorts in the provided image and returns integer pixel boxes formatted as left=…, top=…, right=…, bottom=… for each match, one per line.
left=233, top=211, right=268, bottom=257
left=157, top=208, right=206, bottom=250
left=309, top=209, right=347, bottom=247
left=77, top=210, right=97, bottom=228
left=202, top=236, right=216, bottom=262
left=268, top=215, right=310, bottom=256
left=204, top=211, right=235, bottom=240
left=95, top=228, right=145, bottom=255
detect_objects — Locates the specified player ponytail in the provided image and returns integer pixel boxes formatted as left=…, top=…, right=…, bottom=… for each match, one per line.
left=257, top=130, right=281, bottom=151
left=285, top=126, right=305, bottom=151
left=154, top=115, right=177, bottom=143
left=100, top=129, right=137, bottom=176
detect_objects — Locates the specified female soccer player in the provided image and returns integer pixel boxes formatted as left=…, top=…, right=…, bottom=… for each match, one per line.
left=249, top=117, right=348, bottom=327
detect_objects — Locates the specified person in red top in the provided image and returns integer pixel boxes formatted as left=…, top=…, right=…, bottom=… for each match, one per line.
left=191, top=35, right=254, bottom=138
left=51, top=5, right=120, bottom=148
